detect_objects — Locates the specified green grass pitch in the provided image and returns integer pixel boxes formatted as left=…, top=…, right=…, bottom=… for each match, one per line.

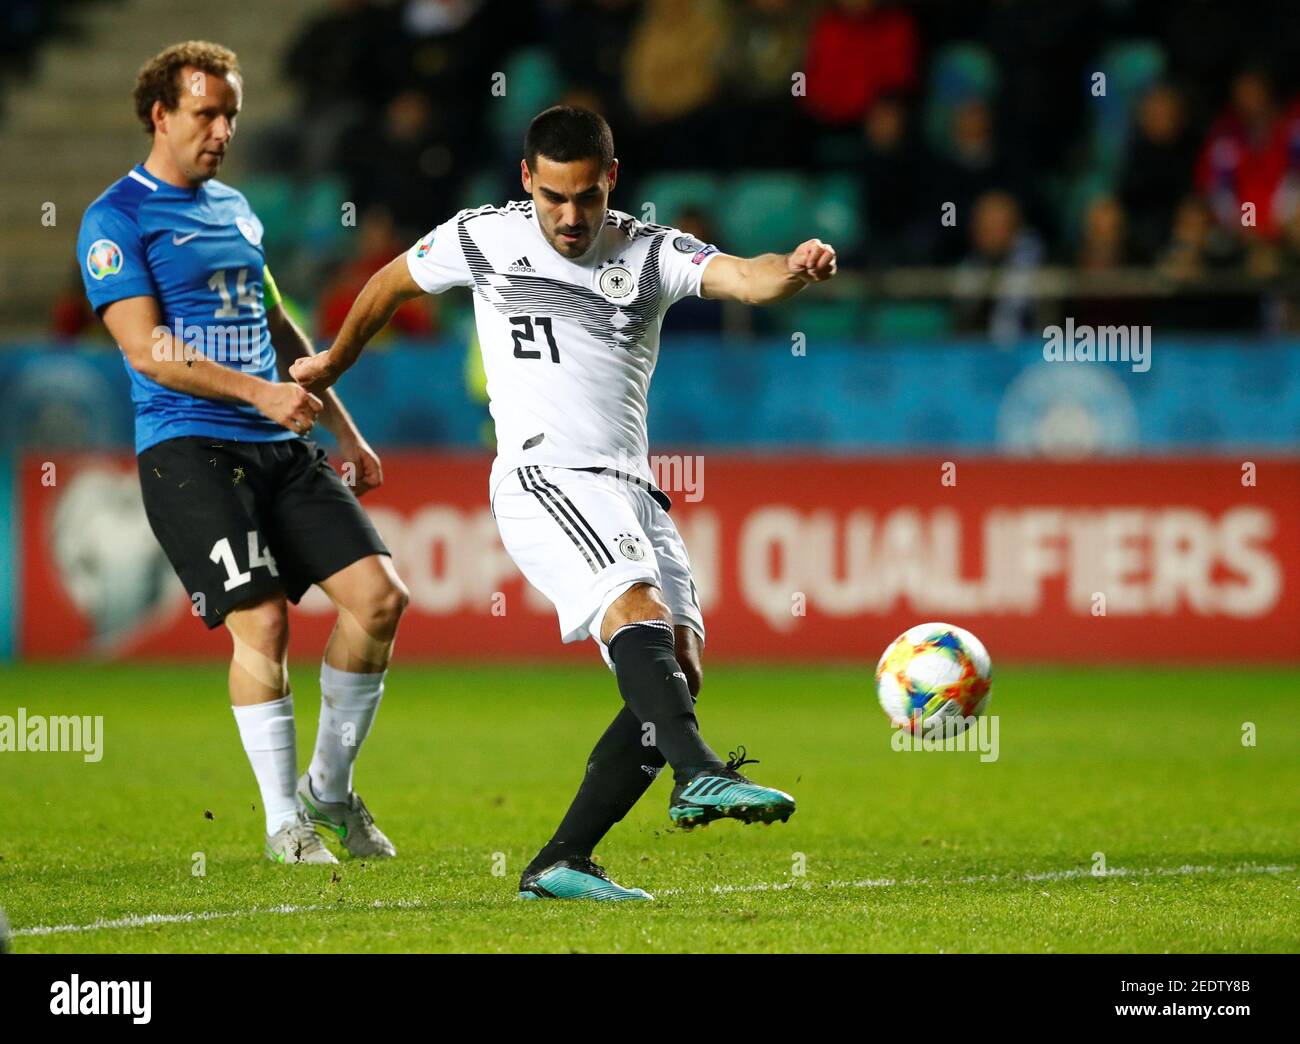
left=1, top=662, right=1296, bottom=953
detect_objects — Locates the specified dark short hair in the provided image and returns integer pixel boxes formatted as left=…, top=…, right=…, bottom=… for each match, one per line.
left=524, top=105, right=614, bottom=171
left=134, top=40, right=241, bottom=134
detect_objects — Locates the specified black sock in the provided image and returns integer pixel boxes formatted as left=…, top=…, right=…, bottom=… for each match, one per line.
left=607, top=620, right=722, bottom=784
left=523, top=706, right=665, bottom=880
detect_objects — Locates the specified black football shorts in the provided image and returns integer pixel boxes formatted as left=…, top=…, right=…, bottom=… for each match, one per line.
left=136, top=436, right=389, bottom=628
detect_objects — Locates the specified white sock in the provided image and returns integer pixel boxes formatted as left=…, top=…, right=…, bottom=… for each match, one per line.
left=231, top=694, right=299, bottom=835
left=308, top=663, right=386, bottom=803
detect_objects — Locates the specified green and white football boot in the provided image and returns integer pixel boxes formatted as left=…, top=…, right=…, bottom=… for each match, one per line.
left=297, top=772, right=397, bottom=859
left=668, top=746, right=796, bottom=829
left=518, top=858, right=653, bottom=901
left=265, top=811, right=339, bottom=865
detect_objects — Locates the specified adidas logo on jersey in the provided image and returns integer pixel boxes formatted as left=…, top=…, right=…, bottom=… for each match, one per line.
left=507, top=256, right=535, bottom=273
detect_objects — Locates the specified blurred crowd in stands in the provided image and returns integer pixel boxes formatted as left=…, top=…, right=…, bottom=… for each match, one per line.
left=28, top=0, right=1300, bottom=341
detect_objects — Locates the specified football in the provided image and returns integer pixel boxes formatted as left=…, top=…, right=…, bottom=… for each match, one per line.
left=876, top=622, right=993, bottom=735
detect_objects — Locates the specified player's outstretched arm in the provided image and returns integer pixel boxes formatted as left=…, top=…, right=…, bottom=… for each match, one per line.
left=101, top=295, right=323, bottom=435
left=266, top=302, right=383, bottom=495
left=701, top=238, right=837, bottom=306
left=289, top=254, right=424, bottom=395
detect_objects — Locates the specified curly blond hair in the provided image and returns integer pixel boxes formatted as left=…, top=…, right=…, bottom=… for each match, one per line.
left=133, top=41, right=241, bottom=134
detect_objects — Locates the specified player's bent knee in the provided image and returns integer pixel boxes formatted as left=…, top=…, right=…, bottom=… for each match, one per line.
left=600, top=582, right=670, bottom=645
left=226, top=595, right=290, bottom=652
left=225, top=596, right=290, bottom=691
left=365, top=576, right=410, bottom=636
left=679, top=656, right=703, bottom=698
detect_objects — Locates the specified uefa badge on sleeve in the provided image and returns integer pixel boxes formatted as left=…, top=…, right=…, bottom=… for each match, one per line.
left=86, top=239, right=123, bottom=280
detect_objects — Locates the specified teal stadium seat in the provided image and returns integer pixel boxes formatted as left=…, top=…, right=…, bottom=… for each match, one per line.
left=867, top=302, right=952, bottom=340
left=1091, top=40, right=1167, bottom=177
left=811, top=174, right=864, bottom=257
left=635, top=171, right=722, bottom=228
left=301, top=175, right=349, bottom=255
left=239, top=175, right=296, bottom=256
left=460, top=167, right=510, bottom=210
left=924, top=43, right=999, bottom=158
left=490, top=48, right=564, bottom=156
left=719, top=172, right=810, bottom=256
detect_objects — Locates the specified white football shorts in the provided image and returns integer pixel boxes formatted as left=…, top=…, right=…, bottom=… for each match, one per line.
left=492, top=465, right=705, bottom=659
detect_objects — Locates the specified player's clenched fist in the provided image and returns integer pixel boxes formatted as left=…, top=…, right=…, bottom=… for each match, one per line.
left=787, top=239, right=837, bottom=283
left=255, top=381, right=323, bottom=435
left=289, top=350, right=341, bottom=397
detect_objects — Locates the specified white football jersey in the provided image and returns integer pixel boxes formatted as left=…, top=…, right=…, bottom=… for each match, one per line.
left=405, top=200, right=721, bottom=500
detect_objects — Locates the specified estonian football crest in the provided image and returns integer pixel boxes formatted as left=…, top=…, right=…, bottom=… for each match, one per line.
left=86, top=239, right=123, bottom=280
left=236, top=216, right=263, bottom=246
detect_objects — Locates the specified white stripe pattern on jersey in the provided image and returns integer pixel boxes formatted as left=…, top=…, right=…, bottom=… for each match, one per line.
left=456, top=209, right=666, bottom=353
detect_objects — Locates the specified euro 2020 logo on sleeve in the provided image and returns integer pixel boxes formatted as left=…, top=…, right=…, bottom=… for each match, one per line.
left=86, top=239, right=123, bottom=280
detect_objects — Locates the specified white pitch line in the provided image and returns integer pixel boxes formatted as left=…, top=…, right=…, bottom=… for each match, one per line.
left=12, top=863, right=1295, bottom=936
left=14, top=899, right=431, bottom=938
left=657, top=862, right=1297, bottom=897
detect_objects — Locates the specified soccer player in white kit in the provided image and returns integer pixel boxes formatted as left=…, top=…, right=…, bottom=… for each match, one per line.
left=293, top=107, right=837, bottom=900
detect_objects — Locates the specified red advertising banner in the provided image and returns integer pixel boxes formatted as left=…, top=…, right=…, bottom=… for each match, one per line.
left=17, top=452, right=1300, bottom=662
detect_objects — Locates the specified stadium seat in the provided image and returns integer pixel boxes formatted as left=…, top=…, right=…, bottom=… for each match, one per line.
left=489, top=47, right=564, bottom=155
left=719, top=172, right=811, bottom=256
left=460, top=167, right=511, bottom=210
left=1090, top=39, right=1167, bottom=177
left=811, top=174, right=865, bottom=257
left=764, top=298, right=862, bottom=340
left=634, top=171, right=722, bottom=227
left=300, top=175, right=350, bottom=255
left=238, top=175, right=297, bottom=254
left=867, top=302, right=952, bottom=340
left=924, top=43, right=999, bottom=155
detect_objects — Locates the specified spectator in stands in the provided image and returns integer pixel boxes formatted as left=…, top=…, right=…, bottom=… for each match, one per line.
left=924, top=97, right=1034, bottom=264
left=717, top=0, right=815, bottom=166
left=1196, top=67, right=1300, bottom=241
left=858, top=92, right=929, bottom=264
left=664, top=206, right=724, bottom=333
left=338, top=89, right=456, bottom=242
left=955, top=191, right=1044, bottom=344
left=49, top=265, right=98, bottom=341
left=621, top=0, right=732, bottom=170
left=1157, top=194, right=1243, bottom=281
left=317, top=207, right=436, bottom=342
left=1118, top=83, right=1197, bottom=263
left=542, top=0, right=639, bottom=117
left=1076, top=196, right=1129, bottom=271
left=280, top=0, right=388, bottom=172
left=801, top=0, right=917, bottom=128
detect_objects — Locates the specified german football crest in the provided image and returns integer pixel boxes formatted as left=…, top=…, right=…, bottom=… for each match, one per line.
left=616, top=533, right=646, bottom=561
left=597, top=263, right=635, bottom=302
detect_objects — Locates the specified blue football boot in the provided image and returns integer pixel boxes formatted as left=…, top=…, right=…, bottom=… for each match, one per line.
left=517, top=857, right=654, bottom=901
left=668, top=746, right=796, bottom=829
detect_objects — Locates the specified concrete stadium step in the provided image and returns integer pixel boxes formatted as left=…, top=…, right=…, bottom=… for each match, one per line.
left=0, top=0, right=328, bottom=334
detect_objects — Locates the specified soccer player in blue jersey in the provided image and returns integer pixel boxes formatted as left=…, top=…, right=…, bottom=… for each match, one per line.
left=77, top=41, right=408, bottom=864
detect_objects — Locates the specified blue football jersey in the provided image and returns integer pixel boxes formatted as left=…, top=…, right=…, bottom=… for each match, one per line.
left=77, top=163, right=297, bottom=453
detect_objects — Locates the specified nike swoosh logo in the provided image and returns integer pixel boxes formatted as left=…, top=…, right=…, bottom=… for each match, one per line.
left=172, top=231, right=200, bottom=245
